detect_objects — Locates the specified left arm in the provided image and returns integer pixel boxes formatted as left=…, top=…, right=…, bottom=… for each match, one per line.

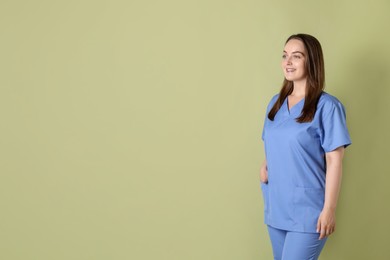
left=317, top=146, right=345, bottom=240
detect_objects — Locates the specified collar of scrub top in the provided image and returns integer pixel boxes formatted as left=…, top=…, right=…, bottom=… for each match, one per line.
left=282, top=96, right=305, bottom=118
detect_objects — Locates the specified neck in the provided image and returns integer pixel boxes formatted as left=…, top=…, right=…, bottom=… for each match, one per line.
left=291, top=80, right=307, bottom=97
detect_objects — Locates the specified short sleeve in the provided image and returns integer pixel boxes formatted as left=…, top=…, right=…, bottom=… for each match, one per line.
left=261, top=113, right=267, bottom=141
left=320, top=101, right=352, bottom=152
left=262, top=94, right=278, bottom=141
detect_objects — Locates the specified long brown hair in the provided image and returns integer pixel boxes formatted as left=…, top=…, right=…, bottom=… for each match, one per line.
left=268, top=34, right=325, bottom=123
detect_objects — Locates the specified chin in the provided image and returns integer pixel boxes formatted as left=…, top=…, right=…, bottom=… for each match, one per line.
left=284, top=75, right=305, bottom=82
left=284, top=76, right=295, bottom=81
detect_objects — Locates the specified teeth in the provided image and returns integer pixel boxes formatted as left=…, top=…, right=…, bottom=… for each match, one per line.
left=286, top=69, right=295, bottom=72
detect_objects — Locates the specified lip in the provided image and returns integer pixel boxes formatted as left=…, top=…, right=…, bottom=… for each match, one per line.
left=285, top=68, right=296, bottom=72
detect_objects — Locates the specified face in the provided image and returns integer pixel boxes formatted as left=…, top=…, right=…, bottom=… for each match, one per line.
left=282, top=39, right=307, bottom=83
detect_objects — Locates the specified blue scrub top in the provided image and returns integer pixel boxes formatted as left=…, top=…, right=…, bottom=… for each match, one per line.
left=261, top=91, right=351, bottom=233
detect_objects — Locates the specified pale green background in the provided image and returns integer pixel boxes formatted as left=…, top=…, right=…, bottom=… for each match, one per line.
left=1, top=0, right=389, bottom=259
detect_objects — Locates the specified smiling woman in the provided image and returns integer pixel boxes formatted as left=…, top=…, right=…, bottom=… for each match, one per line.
left=267, top=34, right=325, bottom=124
left=260, top=34, right=352, bottom=260
left=282, top=39, right=307, bottom=85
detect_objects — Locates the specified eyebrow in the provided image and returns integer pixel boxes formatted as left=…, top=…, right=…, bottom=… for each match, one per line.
left=283, top=50, right=305, bottom=56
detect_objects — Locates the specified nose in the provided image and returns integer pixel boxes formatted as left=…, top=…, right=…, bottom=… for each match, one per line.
left=286, top=56, right=292, bottom=65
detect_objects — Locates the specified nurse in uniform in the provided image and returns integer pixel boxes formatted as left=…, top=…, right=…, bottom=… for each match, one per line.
left=260, top=34, right=352, bottom=260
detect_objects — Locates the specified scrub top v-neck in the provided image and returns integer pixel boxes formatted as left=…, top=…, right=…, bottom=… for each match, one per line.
left=286, top=96, right=305, bottom=116
left=261, top=91, right=351, bottom=233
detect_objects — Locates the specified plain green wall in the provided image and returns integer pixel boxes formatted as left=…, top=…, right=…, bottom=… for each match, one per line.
left=1, top=0, right=389, bottom=259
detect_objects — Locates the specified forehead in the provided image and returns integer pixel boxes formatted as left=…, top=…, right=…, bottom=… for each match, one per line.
left=284, top=39, right=306, bottom=53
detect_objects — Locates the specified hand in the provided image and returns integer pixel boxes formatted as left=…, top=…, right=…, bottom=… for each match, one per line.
left=316, top=208, right=336, bottom=240
left=260, top=160, right=268, bottom=183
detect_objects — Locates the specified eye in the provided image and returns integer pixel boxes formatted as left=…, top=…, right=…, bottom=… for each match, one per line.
left=293, top=55, right=301, bottom=59
left=282, top=54, right=287, bottom=59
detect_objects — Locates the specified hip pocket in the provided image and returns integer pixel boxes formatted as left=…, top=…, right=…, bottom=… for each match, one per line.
left=260, top=182, right=269, bottom=213
left=293, top=187, right=325, bottom=231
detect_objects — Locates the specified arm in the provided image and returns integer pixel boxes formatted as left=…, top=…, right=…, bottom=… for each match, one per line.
left=260, top=159, right=268, bottom=183
left=317, top=146, right=345, bottom=239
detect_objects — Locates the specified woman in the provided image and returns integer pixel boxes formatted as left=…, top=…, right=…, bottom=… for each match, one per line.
left=260, top=34, right=351, bottom=260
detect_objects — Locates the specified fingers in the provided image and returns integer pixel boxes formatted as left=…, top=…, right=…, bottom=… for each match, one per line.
left=317, top=223, right=325, bottom=240
left=318, top=225, right=335, bottom=240
left=319, top=227, right=329, bottom=240
left=319, top=230, right=325, bottom=240
left=317, top=219, right=336, bottom=240
left=259, top=173, right=268, bottom=183
left=260, top=166, right=268, bottom=183
left=316, top=219, right=321, bottom=234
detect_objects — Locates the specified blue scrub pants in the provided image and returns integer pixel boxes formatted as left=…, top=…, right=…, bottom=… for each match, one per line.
left=267, top=225, right=327, bottom=260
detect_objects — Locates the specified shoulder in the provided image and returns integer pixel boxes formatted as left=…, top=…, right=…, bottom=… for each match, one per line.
left=317, top=91, right=347, bottom=118
left=265, top=93, right=280, bottom=112
left=318, top=92, right=345, bottom=108
left=269, top=93, right=280, bottom=105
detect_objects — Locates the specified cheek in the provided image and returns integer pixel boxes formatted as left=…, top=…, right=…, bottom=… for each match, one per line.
left=298, top=62, right=306, bottom=71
